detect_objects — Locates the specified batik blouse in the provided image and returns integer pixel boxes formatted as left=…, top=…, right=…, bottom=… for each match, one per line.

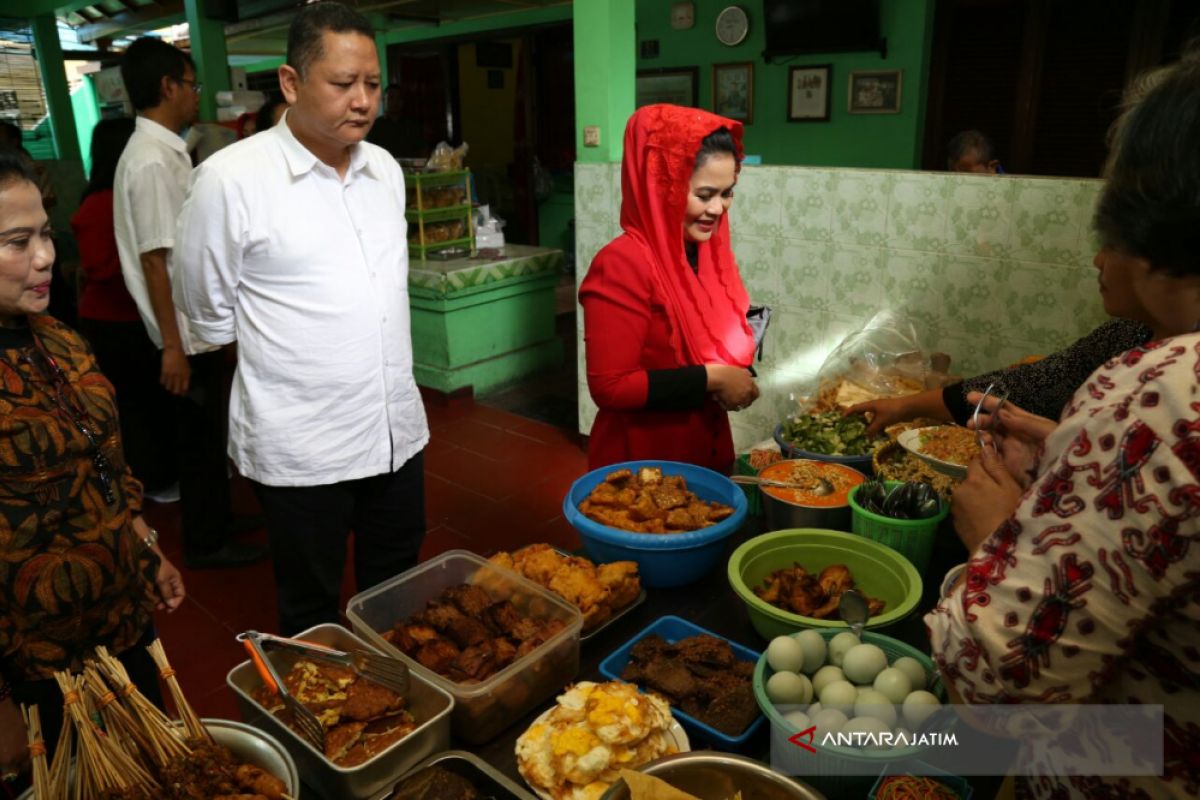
left=0, top=315, right=158, bottom=683
left=926, top=333, right=1200, bottom=799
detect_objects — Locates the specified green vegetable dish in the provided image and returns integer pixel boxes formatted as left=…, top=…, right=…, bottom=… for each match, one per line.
left=780, top=411, right=881, bottom=456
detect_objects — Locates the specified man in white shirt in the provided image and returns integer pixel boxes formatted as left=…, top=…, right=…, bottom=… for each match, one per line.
left=175, top=2, right=429, bottom=634
left=114, top=37, right=265, bottom=570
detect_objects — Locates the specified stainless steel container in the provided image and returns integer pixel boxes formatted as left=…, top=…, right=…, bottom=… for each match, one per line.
left=383, top=750, right=537, bottom=800
left=599, top=752, right=827, bottom=800
left=17, top=718, right=300, bottom=800
left=760, top=460, right=866, bottom=533
left=226, top=622, right=454, bottom=800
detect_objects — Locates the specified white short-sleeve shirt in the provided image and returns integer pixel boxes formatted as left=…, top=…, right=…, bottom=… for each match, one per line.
left=173, top=115, right=429, bottom=486
left=113, top=116, right=216, bottom=355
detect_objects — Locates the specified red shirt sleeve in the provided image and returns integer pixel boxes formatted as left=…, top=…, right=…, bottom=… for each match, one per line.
left=579, top=240, right=653, bottom=410
left=70, top=191, right=121, bottom=282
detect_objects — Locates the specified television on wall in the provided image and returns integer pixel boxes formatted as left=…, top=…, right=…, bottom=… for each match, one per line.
left=762, top=0, right=882, bottom=60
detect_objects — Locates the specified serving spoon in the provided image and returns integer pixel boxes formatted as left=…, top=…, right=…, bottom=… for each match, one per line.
left=730, top=474, right=834, bottom=496
left=838, top=588, right=870, bottom=638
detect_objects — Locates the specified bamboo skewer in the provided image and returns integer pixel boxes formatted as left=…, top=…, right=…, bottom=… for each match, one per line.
left=20, top=705, right=51, bottom=800
left=147, top=638, right=211, bottom=744
left=93, top=646, right=191, bottom=767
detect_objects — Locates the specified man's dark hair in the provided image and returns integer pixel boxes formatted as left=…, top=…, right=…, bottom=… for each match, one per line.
left=695, top=127, right=740, bottom=169
left=0, top=121, right=20, bottom=148
left=1094, top=58, right=1200, bottom=278
left=121, top=37, right=194, bottom=111
left=82, top=117, right=136, bottom=202
left=287, top=2, right=375, bottom=78
left=0, top=145, right=39, bottom=190
left=946, top=129, right=994, bottom=169
left=255, top=93, right=286, bottom=132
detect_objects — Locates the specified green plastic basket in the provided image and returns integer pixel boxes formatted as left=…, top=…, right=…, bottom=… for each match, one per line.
left=752, top=629, right=950, bottom=798
left=848, top=482, right=949, bottom=575
left=735, top=453, right=763, bottom=516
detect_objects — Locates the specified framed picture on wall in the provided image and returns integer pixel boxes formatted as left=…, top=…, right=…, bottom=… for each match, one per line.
left=787, top=65, right=831, bottom=122
left=636, top=67, right=699, bottom=108
left=713, top=62, right=753, bottom=123
left=847, top=69, right=903, bottom=114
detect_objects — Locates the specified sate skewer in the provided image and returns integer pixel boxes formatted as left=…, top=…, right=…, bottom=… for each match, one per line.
left=20, top=705, right=50, bottom=800
left=147, top=638, right=211, bottom=744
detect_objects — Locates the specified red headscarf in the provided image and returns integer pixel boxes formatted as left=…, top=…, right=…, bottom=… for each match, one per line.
left=619, top=104, right=757, bottom=368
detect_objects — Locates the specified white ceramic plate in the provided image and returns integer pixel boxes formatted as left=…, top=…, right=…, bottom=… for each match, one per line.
left=897, top=426, right=971, bottom=480
left=516, top=706, right=691, bottom=800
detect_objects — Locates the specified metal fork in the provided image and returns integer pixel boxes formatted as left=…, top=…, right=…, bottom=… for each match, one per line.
left=251, top=631, right=410, bottom=697
left=972, top=382, right=1009, bottom=455
left=237, top=631, right=325, bottom=750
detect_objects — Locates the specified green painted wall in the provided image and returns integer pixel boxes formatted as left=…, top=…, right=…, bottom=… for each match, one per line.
left=71, top=76, right=100, bottom=176
left=635, top=0, right=935, bottom=168
left=573, top=0, right=635, bottom=163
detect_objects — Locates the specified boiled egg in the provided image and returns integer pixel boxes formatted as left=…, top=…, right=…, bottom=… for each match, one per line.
left=794, top=629, right=828, bottom=673
left=841, top=643, right=888, bottom=684
left=853, top=688, right=897, bottom=728
left=811, top=707, right=849, bottom=735
left=766, top=670, right=813, bottom=705
left=893, top=656, right=927, bottom=691
left=828, top=632, right=860, bottom=667
left=902, top=690, right=942, bottom=728
left=873, top=667, right=913, bottom=704
left=811, top=665, right=845, bottom=698
left=818, top=679, right=857, bottom=716
left=766, top=636, right=806, bottom=674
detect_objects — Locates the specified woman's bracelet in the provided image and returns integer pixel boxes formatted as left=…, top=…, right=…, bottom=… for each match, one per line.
left=140, top=527, right=159, bottom=551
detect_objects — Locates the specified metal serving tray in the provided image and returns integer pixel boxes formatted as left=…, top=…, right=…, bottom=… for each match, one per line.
left=226, top=623, right=454, bottom=800
left=377, top=750, right=538, bottom=800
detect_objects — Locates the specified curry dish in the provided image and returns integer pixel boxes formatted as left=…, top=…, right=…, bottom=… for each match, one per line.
left=252, top=659, right=417, bottom=767
left=490, top=544, right=641, bottom=632
left=754, top=563, right=886, bottom=620
left=579, top=467, right=735, bottom=533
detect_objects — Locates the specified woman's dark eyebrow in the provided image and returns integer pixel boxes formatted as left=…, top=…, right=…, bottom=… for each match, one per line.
left=0, top=226, right=33, bottom=237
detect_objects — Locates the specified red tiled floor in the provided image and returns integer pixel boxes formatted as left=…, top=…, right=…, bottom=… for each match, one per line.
left=146, top=395, right=587, bottom=719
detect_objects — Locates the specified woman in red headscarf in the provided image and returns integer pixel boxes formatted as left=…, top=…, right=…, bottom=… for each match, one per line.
left=580, top=105, right=759, bottom=472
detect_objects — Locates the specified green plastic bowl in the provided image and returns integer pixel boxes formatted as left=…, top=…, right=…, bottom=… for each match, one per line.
left=727, top=529, right=923, bottom=638
left=848, top=481, right=949, bottom=575
left=752, top=629, right=951, bottom=789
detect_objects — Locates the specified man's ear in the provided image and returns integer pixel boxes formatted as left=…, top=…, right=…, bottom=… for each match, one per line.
left=159, top=74, right=175, bottom=105
left=986, top=159, right=1000, bottom=174
left=279, top=64, right=300, bottom=105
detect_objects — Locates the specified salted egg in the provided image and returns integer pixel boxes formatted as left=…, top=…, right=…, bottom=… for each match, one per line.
left=818, top=679, right=857, bottom=715
left=873, top=667, right=913, bottom=704
left=841, top=643, right=888, bottom=684
left=811, top=665, right=845, bottom=698
left=828, top=632, right=860, bottom=667
left=811, top=707, right=849, bottom=735
left=893, top=656, right=927, bottom=691
left=794, top=629, right=828, bottom=673
left=854, top=688, right=898, bottom=728
left=767, top=671, right=813, bottom=705
left=782, top=710, right=812, bottom=733
left=902, top=690, right=943, bottom=728
left=766, top=636, right=806, bottom=674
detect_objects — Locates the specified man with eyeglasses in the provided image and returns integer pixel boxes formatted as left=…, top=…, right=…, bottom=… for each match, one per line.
left=114, top=37, right=266, bottom=569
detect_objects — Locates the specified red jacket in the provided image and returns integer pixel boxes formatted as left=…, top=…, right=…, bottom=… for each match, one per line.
left=71, top=190, right=141, bottom=323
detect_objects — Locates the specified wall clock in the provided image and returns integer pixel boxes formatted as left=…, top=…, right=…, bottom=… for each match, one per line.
left=715, top=5, right=749, bottom=47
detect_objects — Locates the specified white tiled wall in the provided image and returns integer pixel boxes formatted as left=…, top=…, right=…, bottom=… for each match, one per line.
left=575, top=164, right=1107, bottom=452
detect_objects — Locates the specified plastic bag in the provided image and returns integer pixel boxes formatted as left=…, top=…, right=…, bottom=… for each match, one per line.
left=426, top=141, right=469, bottom=171
left=798, top=311, right=954, bottom=412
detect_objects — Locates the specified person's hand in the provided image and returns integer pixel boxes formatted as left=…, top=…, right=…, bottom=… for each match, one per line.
left=160, top=345, right=191, bottom=397
left=0, top=697, right=28, bottom=782
left=706, top=364, right=759, bottom=411
left=951, top=445, right=1025, bottom=555
left=153, top=553, right=186, bottom=612
left=967, top=392, right=1055, bottom=487
left=846, top=395, right=915, bottom=437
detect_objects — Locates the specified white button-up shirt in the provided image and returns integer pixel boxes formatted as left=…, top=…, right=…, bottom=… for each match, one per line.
left=173, top=116, right=428, bottom=486
left=113, top=116, right=216, bottom=354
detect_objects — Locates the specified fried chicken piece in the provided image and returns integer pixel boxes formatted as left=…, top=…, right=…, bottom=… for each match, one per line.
left=453, top=640, right=498, bottom=680
left=387, top=623, right=440, bottom=653
left=867, top=596, right=887, bottom=616
left=818, top=564, right=854, bottom=598
left=444, top=615, right=492, bottom=648
left=421, top=600, right=468, bottom=631
left=492, top=635, right=518, bottom=670
left=706, top=503, right=735, bottom=521
left=342, top=678, right=404, bottom=721
left=596, top=560, right=641, bottom=609
left=415, top=639, right=461, bottom=674
left=444, top=584, right=494, bottom=617
left=665, top=507, right=698, bottom=529
left=628, top=491, right=662, bottom=522
left=489, top=551, right=515, bottom=571
left=236, top=764, right=286, bottom=799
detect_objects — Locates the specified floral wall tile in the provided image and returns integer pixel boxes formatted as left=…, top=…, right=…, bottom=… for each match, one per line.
left=929, top=255, right=1008, bottom=338
left=995, top=262, right=1105, bottom=346
left=827, top=244, right=887, bottom=318
left=732, top=235, right=784, bottom=306
left=759, top=305, right=828, bottom=376
left=946, top=175, right=1014, bottom=258
left=832, top=171, right=890, bottom=247
left=777, top=240, right=834, bottom=312
left=886, top=172, right=949, bottom=253
left=879, top=249, right=943, bottom=340
left=782, top=170, right=835, bottom=242
left=1010, top=179, right=1097, bottom=266
left=730, top=166, right=785, bottom=239
left=575, top=164, right=612, bottom=231
left=608, top=162, right=622, bottom=222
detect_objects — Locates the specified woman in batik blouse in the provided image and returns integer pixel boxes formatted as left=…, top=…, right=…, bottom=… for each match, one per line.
left=0, top=149, right=185, bottom=782
left=927, top=59, right=1200, bottom=799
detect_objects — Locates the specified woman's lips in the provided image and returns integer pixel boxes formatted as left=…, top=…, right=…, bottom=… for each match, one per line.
left=30, top=282, right=50, bottom=296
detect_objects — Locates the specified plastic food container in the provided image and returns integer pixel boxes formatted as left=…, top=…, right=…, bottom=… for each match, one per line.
left=849, top=481, right=950, bottom=574
left=869, top=761, right=974, bottom=800
left=599, top=751, right=826, bottom=800
left=759, top=459, right=867, bottom=533
left=726, top=529, right=922, bottom=637
left=774, top=423, right=875, bottom=473
left=346, top=550, right=583, bottom=744
left=598, top=615, right=766, bottom=750
left=562, top=460, right=748, bottom=588
left=226, top=623, right=453, bottom=800
left=753, top=630, right=951, bottom=799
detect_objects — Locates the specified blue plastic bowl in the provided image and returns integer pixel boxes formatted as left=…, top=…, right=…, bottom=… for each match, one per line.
left=563, top=460, right=747, bottom=588
left=773, top=423, right=875, bottom=472
left=598, top=615, right=766, bottom=750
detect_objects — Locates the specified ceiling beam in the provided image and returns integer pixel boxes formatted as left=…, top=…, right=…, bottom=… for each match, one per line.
left=74, top=0, right=183, bottom=41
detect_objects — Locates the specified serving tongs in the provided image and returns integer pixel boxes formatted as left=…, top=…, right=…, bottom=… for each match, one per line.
left=972, top=382, right=1010, bottom=455
left=242, top=630, right=410, bottom=696
left=238, top=631, right=325, bottom=750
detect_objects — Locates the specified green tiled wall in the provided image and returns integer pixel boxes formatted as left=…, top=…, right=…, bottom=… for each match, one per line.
left=574, top=164, right=1107, bottom=452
